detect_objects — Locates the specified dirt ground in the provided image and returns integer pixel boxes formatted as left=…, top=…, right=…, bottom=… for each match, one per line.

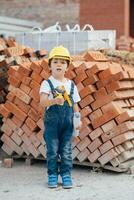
left=0, top=159, right=134, bottom=200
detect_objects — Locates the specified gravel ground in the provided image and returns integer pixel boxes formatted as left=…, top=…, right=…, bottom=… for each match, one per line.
left=0, top=160, right=134, bottom=200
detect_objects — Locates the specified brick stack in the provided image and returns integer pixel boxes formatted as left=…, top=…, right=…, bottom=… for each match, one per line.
left=0, top=36, right=47, bottom=103
left=1, top=50, right=134, bottom=171
left=116, top=36, right=134, bottom=52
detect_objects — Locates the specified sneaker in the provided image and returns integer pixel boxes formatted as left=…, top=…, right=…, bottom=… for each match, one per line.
left=61, top=174, right=73, bottom=189
left=48, top=174, right=58, bottom=188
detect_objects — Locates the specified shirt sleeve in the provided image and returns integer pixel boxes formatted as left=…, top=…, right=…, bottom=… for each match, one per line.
left=72, top=84, right=81, bottom=103
left=39, top=80, right=50, bottom=94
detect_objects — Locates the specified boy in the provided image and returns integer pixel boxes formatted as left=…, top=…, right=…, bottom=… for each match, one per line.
left=39, top=46, right=81, bottom=189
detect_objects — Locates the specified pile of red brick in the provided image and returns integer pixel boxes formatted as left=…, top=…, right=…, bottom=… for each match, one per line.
left=1, top=50, right=134, bottom=171
left=0, top=37, right=47, bottom=103
left=116, top=36, right=134, bottom=52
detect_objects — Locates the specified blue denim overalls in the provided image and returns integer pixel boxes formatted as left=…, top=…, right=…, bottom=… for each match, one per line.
left=43, top=79, right=74, bottom=176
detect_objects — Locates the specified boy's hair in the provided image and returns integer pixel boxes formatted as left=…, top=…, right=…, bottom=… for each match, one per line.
left=48, top=58, right=70, bottom=67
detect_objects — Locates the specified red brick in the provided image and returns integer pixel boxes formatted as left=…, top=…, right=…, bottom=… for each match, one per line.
left=79, top=95, right=94, bottom=108
left=122, top=141, right=133, bottom=150
left=29, top=134, right=40, bottom=148
left=101, top=102, right=123, bottom=114
left=21, top=76, right=31, bottom=85
left=1, top=123, right=12, bottom=136
left=89, top=127, right=103, bottom=140
left=86, top=62, right=109, bottom=75
left=37, top=118, right=44, bottom=130
left=1, top=144, right=13, bottom=155
left=101, top=120, right=117, bottom=133
left=5, top=101, right=27, bottom=121
left=21, top=133, right=31, bottom=146
left=25, top=117, right=38, bottom=132
left=74, top=61, right=87, bottom=74
left=88, top=138, right=102, bottom=152
left=21, top=143, right=30, bottom=156
left=81, top=117, right=91, bottom=126
left=72, top=147, right=80, bottom=160
left=29, top=89, right=40, bottom=103
left=30, top=80, right=40, bottom=90
left=31, top=71, right=43, bottom=84
left=30, top=61, right=42, bottom=74
left=112, top=131, right=134, bottom=146
left=4, top=46, right=24, bottom=57
left=8, top=76, right=21, bottom=87
left=79, top=125, right=92, bottom=140
left=18, top=63, right=32, bottom=76
left=74, top=72, right=87, bottom=84
left=79, top=85, right=96, bottom=98
left=91, top=92, right=118, bottom=110
left=92, top=107, right=121, bottom=129
left=6, top=92, right=15, bottom=102
left=6, top=118, right=17, bottom=131
left=99, top=140, right=114, bottom=155
left=27, top=143, right=39, bottom=158
left=84, top=51, right=108, bottom=61
left=20, top=83, right=31, bottom=94
left=77, top=148, right=90, bottom=162
left=115, top=110, right=134, bottom=124
left=0, top=104, right=11, bottom=118
left=83, top=74, right=98, bottom=86
left=98, top=149, right=118, bottom=165
left=93, top=87, right=107, bottom=100
left=80, top=106, right=92, bottom=118
left=88, top=149, right=101, bottom=163
left=13, top=127, right=23, bottom=136
left=77, top=137, right=91, bottom=151
left=22, top=124, right=32, bottom=137
left=117, top=89, right=134, bottom=99
left=1, top=134, right=23, bottom=155
left=76, top=82, right=84, bottom=92
left=8, top=85, right=31, bottom=104
left=40, top=69, right=50, bottom=80
left=28, top=108, right=40, bottom=122
left=11, top=132, right=22, bottom=146
left=12, top=116, right=24, bottom=127
left=101, top=121, right=134, bottom=142
left=14, top=97, right=30, bottom=114
left=36, top=131, right=45, bottom=145
left=40, top=59, right=49, bottom=73
left=89, top=108, right=102, bottom=121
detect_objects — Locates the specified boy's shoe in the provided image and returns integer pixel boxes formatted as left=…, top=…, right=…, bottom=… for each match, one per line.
left=61, top=174, right=73, bottom=189
left=48, top=174, right=58, bottom=188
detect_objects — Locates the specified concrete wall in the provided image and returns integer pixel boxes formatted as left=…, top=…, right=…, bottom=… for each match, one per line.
left=0, top=0, right=79, bottom=28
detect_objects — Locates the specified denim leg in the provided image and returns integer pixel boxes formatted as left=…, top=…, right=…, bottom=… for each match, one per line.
left=44, top=119, right=59, bottom=175
left=59, top=117, right=73, bottom=176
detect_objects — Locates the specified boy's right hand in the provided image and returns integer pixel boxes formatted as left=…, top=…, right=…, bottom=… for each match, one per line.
left=54, top=96, right=64, bottom=105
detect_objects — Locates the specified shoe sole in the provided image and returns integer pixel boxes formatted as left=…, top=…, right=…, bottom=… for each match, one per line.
left=48, top=185, right=58, bottom=188
left=63, top=185, right=73, bottom=189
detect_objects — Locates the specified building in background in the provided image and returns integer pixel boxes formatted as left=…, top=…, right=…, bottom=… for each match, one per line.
left=80, top=0, right=134, bottom=38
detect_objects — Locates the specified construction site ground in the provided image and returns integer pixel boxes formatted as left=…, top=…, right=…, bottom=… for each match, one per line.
left=0, top=159, right=134, bottom=200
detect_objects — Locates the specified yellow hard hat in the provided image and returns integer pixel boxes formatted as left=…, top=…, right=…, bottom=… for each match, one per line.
left=48, top=45, right=72, bottom=64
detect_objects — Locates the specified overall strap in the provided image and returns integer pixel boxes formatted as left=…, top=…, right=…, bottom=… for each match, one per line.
left=47, top=79, right=56, bottom=97
left=70, top=80, right=74, bottom=97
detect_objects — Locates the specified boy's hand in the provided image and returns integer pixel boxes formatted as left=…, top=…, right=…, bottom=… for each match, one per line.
left=54, top=96, right=64, bottom=105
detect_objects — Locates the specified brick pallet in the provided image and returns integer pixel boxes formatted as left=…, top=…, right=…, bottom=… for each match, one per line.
left=1, top=50, right=134, bottom=172
left=0, top=36, right=47, bottom=103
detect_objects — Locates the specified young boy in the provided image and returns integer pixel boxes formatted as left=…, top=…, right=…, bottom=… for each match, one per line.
left=39, top=46, right=81, bottom=189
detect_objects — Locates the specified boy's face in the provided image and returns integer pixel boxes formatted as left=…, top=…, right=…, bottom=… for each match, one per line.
left=50, top=58, right=68, bottom=77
